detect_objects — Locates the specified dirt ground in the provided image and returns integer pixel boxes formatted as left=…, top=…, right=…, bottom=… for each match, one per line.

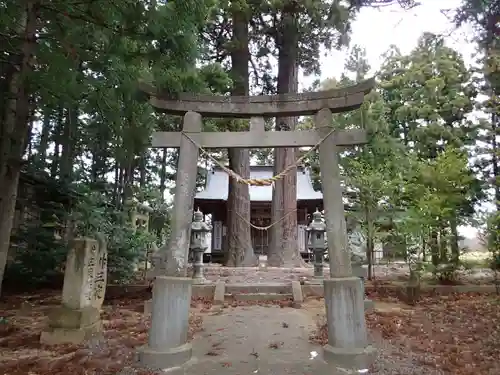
left=200, top=264, right=495, bottom=285
left=307, top=289, right=500, bottom=375
left=0, top=292, right=207, bottom=375
left=1, top=287, right=499, bottom=375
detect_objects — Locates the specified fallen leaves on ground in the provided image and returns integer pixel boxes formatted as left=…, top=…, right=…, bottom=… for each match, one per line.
left=268, top=341, right=284, bottom=349
left=0, top=294, right=205, bottom=375
left=309, top=292, right=500, bottom=375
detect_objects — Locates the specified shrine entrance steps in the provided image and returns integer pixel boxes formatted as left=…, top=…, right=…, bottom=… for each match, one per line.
left=222, top=282, right=294, bottom=303
left=143, top=281, right=373, bottom=314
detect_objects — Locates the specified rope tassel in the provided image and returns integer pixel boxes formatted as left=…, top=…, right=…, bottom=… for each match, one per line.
left=181, top=126, right=336, bottom=187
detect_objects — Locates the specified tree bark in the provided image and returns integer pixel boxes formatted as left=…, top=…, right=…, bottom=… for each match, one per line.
left=60, top=60, right=81, bottom=184
left=268, top=3, right=304, bottom=267
left=365, top=204, right=374, bottom=280
left=0, top=1, right=39, bottom=297
left=225, top=2, right=256, bottom=267
left=439, top=225, right=448, bottom=263
left=450, top=217, right=460, bottom=264
left=430, top=229, right=439, bottom=267
left=36, top=106, right=52, bottom=168
left=139, top=153, right=147, bottom=188
left=59, top=107, right=78, bottom=184
left=159, top=148, right=168, bottom=201
left=50, top=106, right=63, bottom=178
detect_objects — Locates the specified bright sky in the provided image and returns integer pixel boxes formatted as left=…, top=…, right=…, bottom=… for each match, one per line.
left=299, top=0, right=481, bottom=239
left=300, top=0, right=476, bottom=87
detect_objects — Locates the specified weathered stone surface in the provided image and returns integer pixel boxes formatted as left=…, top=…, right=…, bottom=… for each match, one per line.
left=152, top=128, right=367, bottom=149
left=144, top=299, right=152, bottom=315
left=137, top=343, right=193, bottom=371
left=258, top=255, right=268, bottom=271
left=323, top=277, right=375, bottom=371
left=224, top=283, right=290, bottom=295
left=213, top=281, right=225, bottom=305
left=40, top=237, right=107, bottom=345
left=92, top=234, right=108, bottom=310
left=191, top=210, right=211, bottom=283
left=40, top=320, right=101, bottom=346
left=137, top=276, right=193, bottom=371
left=139, top=78, right=375, bottom=118
left=61, top=238, right=98, bottom=310
left=141, top=78, right=376, bottom=373
left=229, top=293, right=292, bottom=302
left=323, top=344, right=376, bottom=372
left=351, top=265, right=368, bottom=278
left=159, top=111, right=202, bottom=277
left=291, top=280, right=303, bottom=308
left=47, top=306, right=100, bottom=329
left=314, top=109, right=353, bottom=278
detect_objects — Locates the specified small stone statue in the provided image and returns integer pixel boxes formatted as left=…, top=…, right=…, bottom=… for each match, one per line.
left=348, top=230, right=368, bottom=265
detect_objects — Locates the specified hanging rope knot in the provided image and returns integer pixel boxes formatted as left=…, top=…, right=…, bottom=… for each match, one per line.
left=234, top=209, right=298, bottom=231
left=181, top=126, right=336, bottom=187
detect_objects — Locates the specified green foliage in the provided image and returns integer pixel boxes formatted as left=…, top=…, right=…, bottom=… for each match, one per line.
left=297, top=36, right=489, bottom=284
left=1, top=0, right=216, bottom=291
left=483, top=212, right=500, bottom=271
left=6, top=217, right=69, bottom=287
left=72, top=185, right=157, bottom=284
left=5, top=181, right=71, bottom=286
left=5, top=182, right=158, bottom=286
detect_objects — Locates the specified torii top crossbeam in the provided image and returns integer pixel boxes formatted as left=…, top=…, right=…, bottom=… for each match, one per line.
left=142, top=78, right=375, bottom=281
left=138, top=78, right=374, bottom=118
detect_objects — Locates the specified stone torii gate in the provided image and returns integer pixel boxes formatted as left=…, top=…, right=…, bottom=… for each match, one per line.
left=138, top=79, right=376, bottom=371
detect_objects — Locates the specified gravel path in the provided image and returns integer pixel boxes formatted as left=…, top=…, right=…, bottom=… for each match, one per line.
left=162, top=304, right=448, bottom=375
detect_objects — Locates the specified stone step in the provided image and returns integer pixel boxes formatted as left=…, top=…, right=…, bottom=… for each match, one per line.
left=225, top=293, right=293, bottom=302
left=224, top=283, right=292, bottom=295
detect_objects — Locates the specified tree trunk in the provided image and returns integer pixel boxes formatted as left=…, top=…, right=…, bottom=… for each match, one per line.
left=122, top=157, right=134, bottom=206
left=365, top=204, right=374, bottom=280
left=36, top=106, right=52, bottom=168
left=439, top=225, right=448, bottom=263
left=450, top=217, right=460, bottom=264
left=139, top=153, right=147, bottom=188
left=268, top=3, right=304, bottom=267
left=50, top=106, right=64, bottom=178
left=60, top=104, right=78, bottom=184
left=430, top=229, right=439, bottom=267
left=225, top=3, right=256, bottom=267
left=484, top=10, right=500, bottom=215
left=0, top=1, right=39, bottom=297
left=117, top=166, right=124, bottom=207
left=159, top=148, right=168, bottom=201
left=491, top=112, right=499, bottom=215
left=113, top=162, right=120, bottom=202
left=24, top=111, right=34, bottom=159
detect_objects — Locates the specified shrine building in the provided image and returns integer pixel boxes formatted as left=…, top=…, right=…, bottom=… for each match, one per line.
left=194, top=165, right=324, bottom=262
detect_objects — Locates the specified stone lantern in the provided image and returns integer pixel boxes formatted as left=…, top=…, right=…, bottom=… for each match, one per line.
left=190, top=208, right=211, bottom=283
left=306, top=209, right=327, bottom=280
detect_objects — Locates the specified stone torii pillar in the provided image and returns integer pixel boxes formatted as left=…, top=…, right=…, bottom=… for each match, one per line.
left=139, top=78, right=376, bottom=372
left=315, top=108, right=376, bottom=371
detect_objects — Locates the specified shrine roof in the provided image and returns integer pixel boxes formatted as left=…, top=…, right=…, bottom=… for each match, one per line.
left=194, top=165, right=323, bottom=202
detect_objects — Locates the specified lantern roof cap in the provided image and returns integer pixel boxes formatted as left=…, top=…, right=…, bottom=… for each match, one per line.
left=307, top=208, right=326, bottom=231
left=191, top=208, right=211, bottom=231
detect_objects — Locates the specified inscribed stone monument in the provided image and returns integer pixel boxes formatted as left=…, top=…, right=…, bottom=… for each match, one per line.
left=40, top=237, right=108, bottom=345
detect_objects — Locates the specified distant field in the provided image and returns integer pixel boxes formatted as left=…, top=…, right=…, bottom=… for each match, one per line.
left=460, top=251, right=490, bottom=267
left=461, top=251, right=490, bottom=261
